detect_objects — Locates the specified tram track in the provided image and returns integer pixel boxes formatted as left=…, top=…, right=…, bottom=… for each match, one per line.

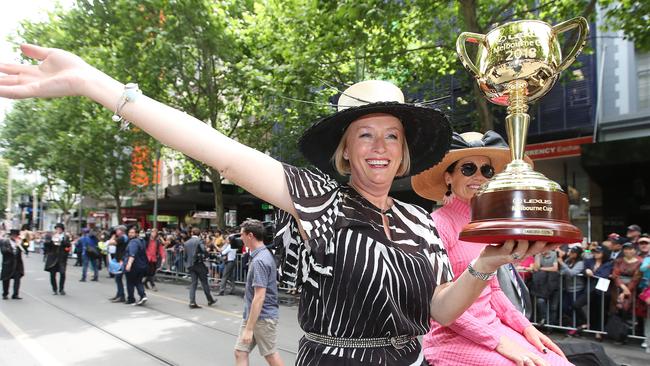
left=24, top=288, right=298, bottom=363
left=25, top=291, right=179, bottom=366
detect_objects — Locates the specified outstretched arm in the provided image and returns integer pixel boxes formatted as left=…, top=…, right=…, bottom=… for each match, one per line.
left=0, top=45, right=295, bottom=214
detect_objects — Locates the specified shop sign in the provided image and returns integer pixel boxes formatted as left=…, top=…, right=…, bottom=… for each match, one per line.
left=525, top=136, right=593, bottom=160
left=146, top=215, right=178, bottom=223
left=192, top=211, right=217, bottom=219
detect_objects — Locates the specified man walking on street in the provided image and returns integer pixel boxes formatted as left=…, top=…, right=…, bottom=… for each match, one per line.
left=184, top=227, right=216, bottom=309
left=124, top=226, right=148, bottom=306
left=44, top=223, right=71, bottom=295
left=1, top=229, right=25, bottom=300
left=79, top=228, right=99, bottom=282
left=234, top=220, right=283, bottom=366
left=218, top=234, right=237, bottom=296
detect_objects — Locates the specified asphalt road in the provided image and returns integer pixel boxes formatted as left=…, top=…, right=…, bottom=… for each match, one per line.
left=1, top=254, right=648, bottom=365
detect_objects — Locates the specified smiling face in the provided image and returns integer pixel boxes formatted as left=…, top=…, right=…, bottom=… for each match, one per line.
left=343, top=113, right=405, bottom=193
left=444, top=155, right=493, bottom=202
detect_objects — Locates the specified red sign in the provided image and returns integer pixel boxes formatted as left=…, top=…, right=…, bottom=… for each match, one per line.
left=130, top=145, right=161, bottom=187
left=525, top=136, right=593, bottom=160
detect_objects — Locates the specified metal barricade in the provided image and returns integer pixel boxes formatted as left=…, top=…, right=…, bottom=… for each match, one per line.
left=530, top=271, right=645, bottom=341
left=157, top=250, right=292, bottom=291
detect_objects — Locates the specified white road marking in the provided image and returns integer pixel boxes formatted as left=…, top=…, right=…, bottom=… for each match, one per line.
left=0, top=308, right=63, bottom=366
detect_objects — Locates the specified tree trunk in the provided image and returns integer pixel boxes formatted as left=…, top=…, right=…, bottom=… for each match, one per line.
left=209, top=168, right=226, bottom=229
left=459, top=0, right=494, bottom=131
left=114, top=194, right=122, bottom=226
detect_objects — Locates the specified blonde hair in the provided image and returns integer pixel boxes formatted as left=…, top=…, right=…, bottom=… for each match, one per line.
left=331, top=128, right=411, bottom=177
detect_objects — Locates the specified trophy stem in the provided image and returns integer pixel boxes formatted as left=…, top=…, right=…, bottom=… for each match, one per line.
left=505, top=80, right=530, bottom=162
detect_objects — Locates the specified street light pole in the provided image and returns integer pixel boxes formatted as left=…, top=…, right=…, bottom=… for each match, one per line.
left=153, top=146, right=160, bottom=229
left=5, top=166, right=12, bottom=228
left=79, top=163, right=84, bottom=232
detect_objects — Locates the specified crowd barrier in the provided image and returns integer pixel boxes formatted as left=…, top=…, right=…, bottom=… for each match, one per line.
left=158, top=249, right=286, bottom=291
left=529, top=271, right=646, bottom=341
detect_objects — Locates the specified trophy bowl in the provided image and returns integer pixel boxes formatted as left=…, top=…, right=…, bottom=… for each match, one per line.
left=456, top=17, right=588, bottom=244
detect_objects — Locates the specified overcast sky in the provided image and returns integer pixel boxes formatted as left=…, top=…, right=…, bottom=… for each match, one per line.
left=1, top=0, right=74, bottom=180
left=0, top=0, right=75, bottom=120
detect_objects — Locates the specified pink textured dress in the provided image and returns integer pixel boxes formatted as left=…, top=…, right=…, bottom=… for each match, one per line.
left=422, top=197, right=572, bottom=366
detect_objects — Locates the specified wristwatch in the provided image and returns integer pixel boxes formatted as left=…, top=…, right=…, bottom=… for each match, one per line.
left=468, top=259, right=497, bottom=281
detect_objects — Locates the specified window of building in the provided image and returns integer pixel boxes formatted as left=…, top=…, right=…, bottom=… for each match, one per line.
left=638, top=51, right=650, bottom=110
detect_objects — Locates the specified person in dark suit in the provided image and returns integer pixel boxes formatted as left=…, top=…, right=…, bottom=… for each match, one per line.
left=43, top=223, right=72, bottom=295
left=497, top=264, right=533, bottom=320
left=184, top=227, right=216, bottom=309
left=2, top=229, right=25, bottom=300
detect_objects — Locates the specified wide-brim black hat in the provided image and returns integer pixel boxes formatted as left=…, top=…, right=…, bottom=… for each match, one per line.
left=299, top=80, right=452, bottom=177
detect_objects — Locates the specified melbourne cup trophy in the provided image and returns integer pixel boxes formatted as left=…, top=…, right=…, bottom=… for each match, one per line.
left=455, top=17, right=589, bottom=243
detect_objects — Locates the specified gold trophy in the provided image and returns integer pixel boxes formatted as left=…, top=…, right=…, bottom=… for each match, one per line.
left=456, top=18, right=589, bottom=243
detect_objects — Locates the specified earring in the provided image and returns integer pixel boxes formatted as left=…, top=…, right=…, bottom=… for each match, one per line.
left=443, top=183, right=455, bottom=205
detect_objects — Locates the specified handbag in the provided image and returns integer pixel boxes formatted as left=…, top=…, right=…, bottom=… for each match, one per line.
left=604, top=314, right=628, bottom=342
left=639, top=287, right=650, bottom=305
left=108, top=258, right=123, bottom=274
left=86, top=245, right=100, bottom=259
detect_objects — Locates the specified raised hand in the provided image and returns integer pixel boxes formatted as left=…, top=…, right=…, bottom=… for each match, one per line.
left=0, top=44, right=98, bottom=99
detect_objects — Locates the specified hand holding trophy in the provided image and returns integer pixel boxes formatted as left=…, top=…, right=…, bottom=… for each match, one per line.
left=456, top=18, right=589, bottom=243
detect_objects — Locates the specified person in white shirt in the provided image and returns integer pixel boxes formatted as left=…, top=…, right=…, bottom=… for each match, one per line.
left=217, top=235, right=238, bottom=296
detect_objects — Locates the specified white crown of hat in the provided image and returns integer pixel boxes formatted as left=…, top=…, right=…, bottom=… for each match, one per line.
left=337, top=80, right=405, bottom=112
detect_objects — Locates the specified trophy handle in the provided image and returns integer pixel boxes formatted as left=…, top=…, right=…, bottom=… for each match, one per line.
left=552, top=17, right=589, bottom=72
left=456, top=32, right=486, bottom=77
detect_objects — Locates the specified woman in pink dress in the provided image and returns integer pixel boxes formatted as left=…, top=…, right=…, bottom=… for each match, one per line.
left=412, top=131, right=571, bottom=366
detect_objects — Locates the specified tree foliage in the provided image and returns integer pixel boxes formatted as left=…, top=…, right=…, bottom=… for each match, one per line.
left=2, top=0, right=647, bottom=227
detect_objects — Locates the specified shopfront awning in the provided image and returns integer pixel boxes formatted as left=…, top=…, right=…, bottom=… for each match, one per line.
left=581, top=136, right=650, bottom=186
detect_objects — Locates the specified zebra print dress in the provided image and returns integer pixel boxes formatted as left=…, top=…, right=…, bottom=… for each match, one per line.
left=275, top=165, right=454, bottom=366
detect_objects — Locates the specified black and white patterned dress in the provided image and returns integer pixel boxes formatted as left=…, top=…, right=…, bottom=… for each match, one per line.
left=275, top=165, right=454, bottom=366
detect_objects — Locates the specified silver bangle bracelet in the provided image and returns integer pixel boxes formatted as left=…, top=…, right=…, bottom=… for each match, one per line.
left=467, top=260, right=497, bottom=281
left=111, top=83, right=141, bottom=130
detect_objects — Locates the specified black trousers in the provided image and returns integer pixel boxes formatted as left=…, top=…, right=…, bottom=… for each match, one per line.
left=49, top=270, right=66, bottom=292
left=2, top=275, right=21, bottom=297
left=189, top=265, right=214, bottom=304
left=125, top=270, right=146, bottom=302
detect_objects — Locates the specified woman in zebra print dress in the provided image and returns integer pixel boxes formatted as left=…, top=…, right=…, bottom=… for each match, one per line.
left=0, top=51, right=553, bottom=365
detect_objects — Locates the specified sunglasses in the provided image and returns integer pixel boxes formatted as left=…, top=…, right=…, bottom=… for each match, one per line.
left=459, top=162, right=495, bottom=179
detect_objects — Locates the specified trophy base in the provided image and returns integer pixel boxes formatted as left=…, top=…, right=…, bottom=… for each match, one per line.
left=459, top=219, right=582, bottom=243
left=459, top=188, right=582, bottom=244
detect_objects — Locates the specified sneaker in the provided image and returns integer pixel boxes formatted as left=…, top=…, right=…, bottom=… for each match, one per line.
left=52, top=291, right=58, bottom=295
left=208, top=299, right=217, bottom=306
left=136, top=297, right=147, bottom=306
left=11, top=295, right=22, bottom=300
left=79, top=279, right=86, bottom=282
left=91, top=278, right=98, bottom=282
left=642, top=341, right=647, bottom=348
left=2, top=295, right=7, bottom=300
left=59, top=290, right=66, bottom=296
left=189, top=303, right=201, bottom=309
left=111, top=297, right=125, bottom=303
left=125, top=300, right=136, bottom=305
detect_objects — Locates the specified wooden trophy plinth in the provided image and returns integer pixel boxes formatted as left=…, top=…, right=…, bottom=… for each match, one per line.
left=459, top=189, right=582, bottom=244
